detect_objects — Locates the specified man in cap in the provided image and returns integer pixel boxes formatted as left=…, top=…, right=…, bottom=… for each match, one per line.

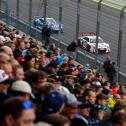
left=10, top=80, right=35, bottom=100
left=62, top=93, right=81, bottom=120
left=42, top=91, right=65, bottom=117
left=72, top=102, right=92, bottom=126
left=48, top=74, right=70, bottom=95
left=62, top=74, right=76, bottom=93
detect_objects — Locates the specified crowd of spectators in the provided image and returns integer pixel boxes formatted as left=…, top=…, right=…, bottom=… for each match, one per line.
left=0, top=21, right=126, bottom=126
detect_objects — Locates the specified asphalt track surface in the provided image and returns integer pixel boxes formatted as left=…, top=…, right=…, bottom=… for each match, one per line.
left=7, top=0, right=126, bottom=74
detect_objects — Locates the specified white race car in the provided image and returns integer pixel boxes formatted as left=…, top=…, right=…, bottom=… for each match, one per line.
left=34, top=17, right=64, bottom=33
left=77, top=32, right=111, bottom=53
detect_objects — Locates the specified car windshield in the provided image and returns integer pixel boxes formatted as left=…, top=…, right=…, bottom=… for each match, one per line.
left=47, top=18, right=56, bottom=24
left=90, top=37, right=104, bottom=43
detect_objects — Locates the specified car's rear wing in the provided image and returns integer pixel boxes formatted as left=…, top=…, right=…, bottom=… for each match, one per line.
left=80, top=32, right=96, bottom=36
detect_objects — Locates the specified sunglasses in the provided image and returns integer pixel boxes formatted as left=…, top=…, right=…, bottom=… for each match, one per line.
left=22, top=100, right=33, bottom=110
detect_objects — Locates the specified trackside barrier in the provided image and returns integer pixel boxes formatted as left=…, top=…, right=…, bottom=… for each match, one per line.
left=0, top=10, right=126, bottom=83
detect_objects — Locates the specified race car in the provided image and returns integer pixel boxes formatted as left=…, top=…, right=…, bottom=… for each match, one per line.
left=34, top=17, right=64, bottom=33
left=77, top=32, right=111, bottom=54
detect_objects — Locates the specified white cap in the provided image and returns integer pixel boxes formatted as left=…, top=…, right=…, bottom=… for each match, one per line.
left=11, top=80, right=35, bottom=98
left=0, top=35, right=6, bottom=41
left=0, top=69, right=9, bottom=83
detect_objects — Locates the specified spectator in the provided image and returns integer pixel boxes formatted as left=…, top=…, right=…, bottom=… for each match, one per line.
left=88, top=104, right=105, bottom=126
left=109, top=113, right=126, bottom=126
left=72, top=102, right=92, bottom=126
left=80, top=79, right=91, bottom=90
left=107, top=62, right=116, bottom=83
left=41, top=24, right=46, bottom=41
left=12, top=65, right=25, bottom=80
left=0, top=52, right=11, bottom=62
left=42, top=25, right=51, bottom=50
left=26, top=70, right=48, bottom=97
left=14, top=41, right=25, bottom=59
left=62, top=93, right=81, bottom=120
left=22, top=55, right=36, bottom=71
left=48, top=74, right=70, bottom=94
left=0, top=61, right=13, bottom=78
left=0, top=45, right=13, bottom=59
left=43, top=113, right=71, bottom=126
left=67, top=40, right=78, bottom=60
left=82, top=89, right=96, bottom=105
left=42, top=91, right=65, bottom=117
left=62, top=74, right=76, bottom=93
left=10, top=80, right=35, bottom=100
left=103, top=56, right=111, bottom=75
left=0, top=97, right=36, bottom=126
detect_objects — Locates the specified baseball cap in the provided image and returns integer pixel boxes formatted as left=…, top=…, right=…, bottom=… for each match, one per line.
left=43, top=91, right=65, bottom=113
left=65, top=93, right=82, bottom=108
left=0, top=69, right=9, bottom=84
left=48, top=74, right=61, bottom=82
left=11, top=80, right=35, bottom=98
left=78, top=102, right=92, bottom=109
left=0, top=35, right=6, bottom=41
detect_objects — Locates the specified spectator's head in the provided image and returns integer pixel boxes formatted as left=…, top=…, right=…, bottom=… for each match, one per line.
left=43, top=114, right=71, bottom=126
left=78, top=102, right=92, bottom=118
left=112, top=99, right=126, bottom=116
left=96, top=86, right=103, bottom=94
left=26, top=70, right=48, bottom=91
left=0, top=52, right=11, bottom=62
left=46, top=62, right=58, bottom=74
left=24, top=55, right=36, bottom=70
left=64, top=74, right=76, bottom=85
left=113, top=94, right=121, bottom=102
left=83, top=89, right=96, bottom=105
left=93, top=104, right=105, bottom=120
left=0, top=46, right=13, bottom=59
left=1, top=97, right=35, bottom=126
left=48, top=74, right=61, bottom=90
left=25, top=42, right=30, bottom=49
left=80, top=79, right=91, bottom=90
left=12, top=65, right=25, bottom=80
left=43, top=91, right=65, bottom=114
left=18, top=41, right=25, bottom=50
left=96, top=93, right=108, bottom=106
left=10, top=80, right=35, bottom=100
left=0, top=61, right=13, bottom=78
left=10, top=42, right=16, bottom=51
left=38, top=83, right=54, bottom=97
left=103, top=81, right=111, bottom=89
left=62, top=93, right=81, bottom=119
left=110, top=113, right=126, bottom=126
